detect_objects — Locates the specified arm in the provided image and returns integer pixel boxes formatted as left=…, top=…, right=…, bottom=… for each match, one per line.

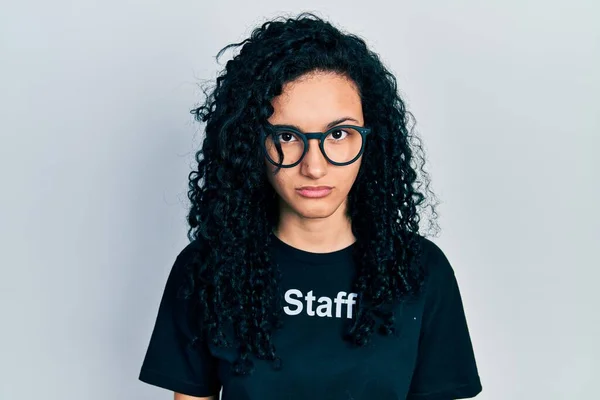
left=406, top=239, right=482, bottom=399
left=138, top=242, right=222, bottom=397
left=175, top=393, right=218, bottom=400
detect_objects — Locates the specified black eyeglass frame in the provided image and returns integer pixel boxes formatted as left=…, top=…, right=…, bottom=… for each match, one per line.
left=261, top=123, right=372, bottom=168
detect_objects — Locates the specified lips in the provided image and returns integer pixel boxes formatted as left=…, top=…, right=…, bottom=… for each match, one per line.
left=296, top=186, right=333, bottom=198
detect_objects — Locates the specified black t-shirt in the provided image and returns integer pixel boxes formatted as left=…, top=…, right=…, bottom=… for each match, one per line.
left=138, top=234, right=482, bottom=399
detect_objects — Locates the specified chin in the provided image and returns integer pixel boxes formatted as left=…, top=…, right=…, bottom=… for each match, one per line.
left=297, top=210, right=336, bottom=219
left=294, top=201, right=341, bottom=219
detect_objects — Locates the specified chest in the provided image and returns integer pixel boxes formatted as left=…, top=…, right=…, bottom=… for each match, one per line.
left=208, top=262, right=425, bottom=399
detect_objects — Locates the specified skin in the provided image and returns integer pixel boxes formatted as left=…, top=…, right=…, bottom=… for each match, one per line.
left=266, top=71, right=364, bottom=253
left=174, top=394, right=216, bottom=400
left=173, top=71, right=365, bottom=400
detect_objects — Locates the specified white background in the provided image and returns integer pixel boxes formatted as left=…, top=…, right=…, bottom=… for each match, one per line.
left=1, top=1, right=598, bottom=399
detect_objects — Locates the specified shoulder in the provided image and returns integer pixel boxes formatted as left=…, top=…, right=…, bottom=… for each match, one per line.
left=418, top=236, right=454, bottom=272
left=411, top=234, right=457, bottom=293
left=174, top=239, right=204, bottom=267
left=164, top=239, right=205, bottom=297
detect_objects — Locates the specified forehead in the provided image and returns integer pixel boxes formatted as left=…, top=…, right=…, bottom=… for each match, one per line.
left=268, top=72, right=363, bottom=129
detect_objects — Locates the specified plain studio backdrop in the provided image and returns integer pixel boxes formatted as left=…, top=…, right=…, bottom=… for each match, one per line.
left=1, top=1, right=598, bottom=399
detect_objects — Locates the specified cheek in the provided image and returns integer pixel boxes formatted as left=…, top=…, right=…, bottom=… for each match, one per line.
left=339, top=161, right=362, bottom=190
left=265, top=164, right=292, bottom=195
left=264, top=160, right=278, bottom=186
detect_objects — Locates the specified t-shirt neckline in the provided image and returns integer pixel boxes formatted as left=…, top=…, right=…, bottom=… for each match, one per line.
left=270, top=231, right=355, bottom=265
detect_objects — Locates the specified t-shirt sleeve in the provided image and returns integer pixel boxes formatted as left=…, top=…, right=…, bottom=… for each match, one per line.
left=406, top=239, right=483, bottom=400
left=138, top=242, right=221, bottom=397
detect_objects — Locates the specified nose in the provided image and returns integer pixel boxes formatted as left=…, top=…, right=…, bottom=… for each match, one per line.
left=300, top=138, right=327, bottom=179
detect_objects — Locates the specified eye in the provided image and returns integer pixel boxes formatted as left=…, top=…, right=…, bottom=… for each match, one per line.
left=276, top=131, right=298, bottom=143
left=328, top=129, right=349, bottom=141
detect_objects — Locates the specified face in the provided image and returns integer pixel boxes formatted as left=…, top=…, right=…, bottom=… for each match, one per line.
left=266, top=71, right=364, bottom=221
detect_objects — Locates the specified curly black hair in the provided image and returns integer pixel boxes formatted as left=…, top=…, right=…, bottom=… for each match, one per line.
left=184, top=12, right=439, bottom=375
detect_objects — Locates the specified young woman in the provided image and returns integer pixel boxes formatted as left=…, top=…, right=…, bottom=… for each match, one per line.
left=139, top=13, right=482, bottom=400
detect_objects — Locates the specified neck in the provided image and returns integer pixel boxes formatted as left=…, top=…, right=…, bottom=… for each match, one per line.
left=274, top=199, right=356, bottom=253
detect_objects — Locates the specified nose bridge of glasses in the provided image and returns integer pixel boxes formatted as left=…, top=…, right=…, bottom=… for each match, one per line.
left=300, top=132, right=326, bottom=161
left=304, top=132, right=325, bottom=140
left=305, top=132, right=326, bottom=149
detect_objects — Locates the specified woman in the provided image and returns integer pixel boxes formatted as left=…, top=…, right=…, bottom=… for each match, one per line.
left=139, top=13, right=482, bottom=400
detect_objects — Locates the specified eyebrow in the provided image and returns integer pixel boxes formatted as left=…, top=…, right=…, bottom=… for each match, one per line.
left=271, top=117, right=360, bottom=131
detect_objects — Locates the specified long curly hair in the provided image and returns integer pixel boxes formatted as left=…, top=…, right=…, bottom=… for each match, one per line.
left=184, top=12, right=439, bottom=375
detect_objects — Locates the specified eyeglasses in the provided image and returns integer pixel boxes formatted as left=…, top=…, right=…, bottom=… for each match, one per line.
left=261, top=123, right=372, bottom=168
